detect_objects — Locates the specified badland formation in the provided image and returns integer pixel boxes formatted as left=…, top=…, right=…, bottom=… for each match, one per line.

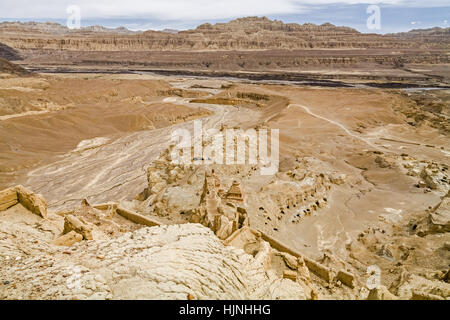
left=0, top=17, right=449, bottom=300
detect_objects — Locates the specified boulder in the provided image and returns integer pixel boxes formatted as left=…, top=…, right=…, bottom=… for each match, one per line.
left=367, top=286, right=398, bottom=300
left=0, top=187, right=18, bottom=211
left=63, top=214, right=93, bottom=240
left=330, top=174, right=346, bottom=185
left=337, top=270, right=356, bottom=289
left=281, top=252, right=298, bottom=270
left=420, top=168, right=438, bottom=190
left=14, top=185, right=47, bottom=218
left=51, top=231, right=83, bottom=247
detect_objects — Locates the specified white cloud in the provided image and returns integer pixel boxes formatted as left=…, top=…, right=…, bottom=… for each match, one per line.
left=0, top=0, right=448, bottom=20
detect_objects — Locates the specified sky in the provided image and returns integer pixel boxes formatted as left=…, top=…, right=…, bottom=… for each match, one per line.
left=0, top=0, right=449, bottom=33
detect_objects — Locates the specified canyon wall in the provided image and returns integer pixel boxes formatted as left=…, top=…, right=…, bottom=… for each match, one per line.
left=1, top=17, right=448, bottom=53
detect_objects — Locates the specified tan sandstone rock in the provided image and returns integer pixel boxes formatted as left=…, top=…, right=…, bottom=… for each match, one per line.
left=15, top=185, right=47, bottom=218
left=0, top=187, right=18, bottom=211
left=304, top=257, right=333, bottom=283
left=367, top=286, right=398, bottom=300
left=337, top=270, right=356, bottom=289
left=281, top=252, right=298, bottom=270
left=51, top=231, right=83, bottom=247
left=0, top=185, right=47, bottom=218
left=63, top=214, right=93, bottom=240
left=283, top=270, right=298, bottom=281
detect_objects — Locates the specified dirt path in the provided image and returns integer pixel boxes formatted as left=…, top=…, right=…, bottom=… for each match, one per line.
left=0, top=110, right=53, bottom=121
left=288, top=103, right=382, bottom=150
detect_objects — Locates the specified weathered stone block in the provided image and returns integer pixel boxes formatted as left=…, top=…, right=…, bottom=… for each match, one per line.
left=14, top=185, right=47, bottom=218
left=116, top=206, right=161, bottom=227
left=0, top=187, right=18, bottom=211
left=304, top=257, right=333, bottom=283
left=63, top=214, right=93, bottom=240
left=52, top=231, right=83, bottom=246
left=281, top=252, right=298, bottom=270
left=283, top=270, right=297, bottom=281
left=337, top=270, right=356, bottom=288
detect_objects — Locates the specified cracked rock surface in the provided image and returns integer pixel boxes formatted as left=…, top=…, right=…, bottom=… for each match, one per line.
left=0, top=221, right=305, bottom=300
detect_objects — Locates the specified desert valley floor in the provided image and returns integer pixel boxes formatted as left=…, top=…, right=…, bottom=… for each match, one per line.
left=0, top=70, right=448, bottom=300
left=0, top=17, right=449, bottom=300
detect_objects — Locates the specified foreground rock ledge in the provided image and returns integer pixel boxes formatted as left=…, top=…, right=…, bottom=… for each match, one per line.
left=0, top=223, right=305, bottom=300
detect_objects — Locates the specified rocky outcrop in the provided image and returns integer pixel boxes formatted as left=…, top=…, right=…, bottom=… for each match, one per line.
left=0, top=183, right=324, bottom=300
left=413, top=195, right=450, bottom=237
left=51, top=231, right=83, bottom=247
left=0, top=185, right=46, bottom=218
left=396, top=90, right=450, bottom=135
left=390, top=271, right=450, bottom=300
left=0, top=223, right=307, bottom=300
left=63, top=214, right=93, bottom=240
left=15, top=185, right=47, bottom=219
left=367, top=286, right=398, bottom=300
left=0, top=42, right=22, bottom=61
left=0, top=58, right=31, bottom=76
left=191, top=171, right=249, bottom=240
left=0, top=21, right=138, bottom=36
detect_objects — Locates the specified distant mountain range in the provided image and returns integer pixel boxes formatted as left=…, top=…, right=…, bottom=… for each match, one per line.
left=388, top=26, right=450, bottom=43
left=0, top=17, right=448, bottom=52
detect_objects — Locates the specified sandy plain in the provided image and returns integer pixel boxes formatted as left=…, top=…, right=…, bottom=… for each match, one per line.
left=0, top=69, right=448, bottom=299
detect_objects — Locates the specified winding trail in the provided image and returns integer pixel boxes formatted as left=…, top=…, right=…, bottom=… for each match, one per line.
left=0, top=109, right=53, bottom=121
left=288, top=103, right=382, bottom=150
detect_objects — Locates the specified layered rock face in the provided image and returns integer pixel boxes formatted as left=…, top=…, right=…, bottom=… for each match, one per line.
left=1, top=17, right=448, bottom=76
left=0, top=17, right=447, bottom=52
left=181, top=17, right=421, bottom=50
left=389, top=27, right=450, bottom=45
left=0, top=21, right=138, bottom=36
left=191, top=171, right=250, bottom=240
left=396, top=90, right=450, bottom=135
